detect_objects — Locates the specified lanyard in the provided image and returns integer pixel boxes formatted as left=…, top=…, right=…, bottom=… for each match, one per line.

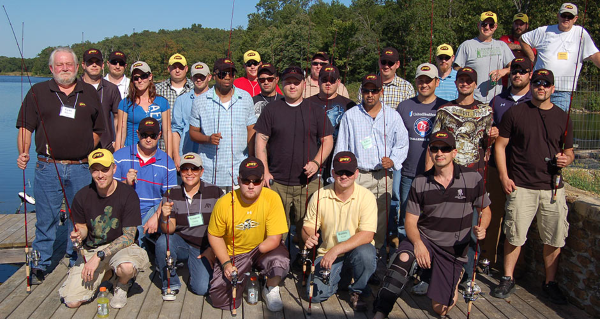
left=55, top=92, right=79, bottom=108
left=184, top=189, right=203, bottom=218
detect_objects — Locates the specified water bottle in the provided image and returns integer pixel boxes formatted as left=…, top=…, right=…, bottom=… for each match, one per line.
left=246, top=274, right=259, bottom=305
left=97, top=287, right=109, bottom=318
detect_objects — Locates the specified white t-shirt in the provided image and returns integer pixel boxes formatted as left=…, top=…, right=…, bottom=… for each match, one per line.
left=521, top=25, right=599, bottom=91
left=173, top=86, right=185, bottom=95
left=104, top=74, right=130, bottom=99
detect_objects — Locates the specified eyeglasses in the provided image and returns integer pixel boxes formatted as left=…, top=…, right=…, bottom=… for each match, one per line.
left=380, top=60, right=395, bottom=67
left=216, top=71, right=235, bottom=79
left=140, top=132, right=158, bottom=139
left=109, top=60, right=125, bottom=67
left=258, top=77, right=276, bottom=83
left=437, top=55, right=451, bottom=61
left=320, top=77, right=337, bottom=84
left=312, top=62, right=328, bottom=67
left=511, top=69, right=529, bottom=75
left=361, top=88, right=381, bottom=94
left=335, top=170, right=354, bottom=177
left=180, top=166, right=201, bottom=173
left=241, top=178, right=262, bottom=186
left=481, top=22, right=496, bottom=29
left=245, top=61, right=260, bottom=67
left=429, top=145, right=453, bottom=153
left=132, top=73, right=150, bottom=82
left=560, top=13, right=575, bottom=20
left=532, top=80, right=552, bottom=88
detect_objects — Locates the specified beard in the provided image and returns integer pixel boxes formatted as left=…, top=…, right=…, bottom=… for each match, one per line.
left=54, top=71, right=77, bottom=86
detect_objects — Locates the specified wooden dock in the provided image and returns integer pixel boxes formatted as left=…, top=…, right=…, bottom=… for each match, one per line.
left=0, top=213, right=39, bottom=264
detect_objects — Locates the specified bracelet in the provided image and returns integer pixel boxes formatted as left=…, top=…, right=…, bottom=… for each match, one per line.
left=310, top=160, right=320, bottom=167
left=161, top=218, right=169, bottom=224
left=222, top=260, right=232, bottom=268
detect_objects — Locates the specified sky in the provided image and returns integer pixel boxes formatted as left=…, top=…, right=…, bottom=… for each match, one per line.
left=0, top=0, right=353, bottom=59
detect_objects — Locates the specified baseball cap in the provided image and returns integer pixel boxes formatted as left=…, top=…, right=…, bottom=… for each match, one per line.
left=531, top=69, right=554, bottom=85
left=333, top=152, right=358, bottom=172
left=436, top=44, right=454, bottom=57
left=130, top=61, right=151, bottom=74
left=510, top=57, right=532, bottom=71
left=168, top=53, right=187, bottom=67
left=138, top=117, right=160, bottom=135
left=415, top=63, right=438, bottom=79
left=83, top=48, right=103, bottom=62
left=257, top=63, right=277, bottom=76
left=429, top=130, right=456, bottom=149
left=513, top=13, right=529, bottom=23
left=239, top=157, right=265, bottom=180
left=319, top=64, right=340, bottom=81
left=191, top=62, right=210, bottom=77
left=312, top=52, right=329, bottom=61
left=243, top=50, right=261, bottom=63
left=88, top=149, right=114, bottom=168
left=109, top=51, right=126, bottom=64
left=362, top=74, right=382, bottom=89
left=179, top=152, right=203, bottom=168
left=380, top=47, right=399, bottom=63
left=480, top=11, right=498, bottom=23
left=559, top=3, right=577, bottom=16
left=457, top=67, right=478, bottom=83
left=214, top=58, right=237, bottom=73
left=281, top=66, right=304, bottom=81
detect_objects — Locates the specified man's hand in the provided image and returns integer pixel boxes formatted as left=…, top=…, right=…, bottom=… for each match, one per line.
left=555, top=153, right=570, bottom=168
left=414, top=240, right=431, bottom=269
left=489, top=127, right=499, bottom=139
left=320, top=246, right=340, bottom=270
left=198, top=247, right=216, bottom=269
left=263, top=172, right=274, bottom=188
left=143, top=213, right=159, bottom=234
left=161, top=202, right=173, bottom=219
left=303, top=160, right=320, bottom=179
left=17, top=153, right=29, bottom=170
left=473, top=225, right=486, bottom=240
left=70, top=230, right=82, bottom=245
left=304, top=233, right=320, bottom=250
left=209, top=133, right=222, bottom=145
left=500, top=175, right=517, bottom=194
left=381, top=157, right=394, bottom=170
left=81, top=254, right=101, bottom=282
left=224, top=264, right=237, bottom=281
left=126, top=169, right=138, bottom=185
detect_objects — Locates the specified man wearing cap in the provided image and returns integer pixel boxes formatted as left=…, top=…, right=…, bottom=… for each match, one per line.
left=234, top=50, right=283, bottom=97
left=374, top=130, right=491, bottom=318
left=189, top=58, right=256, bottom=192
left=252, top=63, right=283, bottom=117
left=499, top=13, right=535, bottom=87
left=113, top=117, right=177, bottom=249
left=59, top=149, right=149, bottom=309
left=81, top=48, right=121, bottom=152
left=520, top=3, right=600, bottom=112
left=156, top=53, right=194, bottom=115
left=492, top=69, right=574, bottom=304
left=303, top=51, right=349, bottom=99
left=207, top=157, right=289, bottom=312
left=255, top=66, right=334, bottom=248
left=434, top=44, right=459, bottom=101
left=335, top=73, right=408, bottom=252
left=17, top=47, right=105, bottom=282
left=302, top=151, right=377, bottom=311
left=104, top=50, right=130, bottom=99
left=454, top=11, right=514, bottom=103
left=172, top=62, right=212, bottom=166
left=156, top=152, right=223, bottom=300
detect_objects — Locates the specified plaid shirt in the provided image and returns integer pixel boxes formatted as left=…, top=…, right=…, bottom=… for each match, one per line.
left=357, top=75, right=415, bottom=110
left=155, top=78, right=195, bottom=116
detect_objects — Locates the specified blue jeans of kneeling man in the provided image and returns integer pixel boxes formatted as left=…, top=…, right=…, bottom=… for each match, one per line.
left=155, top=233, right=213, bottom=295
left=307, top=243, right=376, bottom=302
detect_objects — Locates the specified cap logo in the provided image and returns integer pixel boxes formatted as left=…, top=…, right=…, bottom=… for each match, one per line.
left=566, top=5, right=573, bottom=9
left=184, top=155, right=195, bottom=159
left=195, top=65, right=203, bottom=69
left=421, top=66, right=431, bottom=71
left=224, top=59, right=232, bottom=64
left=262, top=63, right=271, bottom=67
left=515, top=58, right=524, bottom=62
left=145, top=120, right=155, bottom=125
left=440, top=46, right=449, bottom=50
left=174, top=56, right=182, bottom=60
left=87, top=50, right=98, bottom=54
left=366, top=75, right=377, bottom=80
left=436, top=132, right=448, bottom=138
left=92, top=152, right=104, bottom=159
left=385, top=50, right=393, bottom=55
left=538, top=70, right=549, bottom=75
left=339, top=156, right=351, bottom=163
left=133, top=62, right=143, bottom=68
left=115, top=52, right=123, bottom=56
left=463, top=67, right=474, bottom=72
left=324, top=67, right=333, bottom=72
left=245, top=161, right=258, bottom=168
left=248, top=52, right=255, bottom=56
left=485, top=12, right=493, bottom=16
left=317, top=51, right=326, bottom=55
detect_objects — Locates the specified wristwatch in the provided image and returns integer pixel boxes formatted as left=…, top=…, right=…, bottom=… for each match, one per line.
left=97, top=250, right=105, bottom=261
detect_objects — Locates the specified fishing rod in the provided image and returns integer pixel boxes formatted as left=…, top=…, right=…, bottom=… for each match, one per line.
left=229, top=103, right=238, bottom=316
left=429, top=0, right=434, bottom=63
left=3, top=5, right=87, bottom=264
left=165, top=111, right=174, bottom=296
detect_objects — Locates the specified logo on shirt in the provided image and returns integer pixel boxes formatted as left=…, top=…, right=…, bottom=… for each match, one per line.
left=455, top=189, right=466, bottom=200
left=79, top=102, right=86, bottom=107
left=236, top=218, right=259, bottom=231
left=414, top=117, right=432, bottom=137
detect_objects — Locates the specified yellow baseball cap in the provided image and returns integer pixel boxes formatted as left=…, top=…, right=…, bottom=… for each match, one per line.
left=436, top=44, right=454, bottom=56
left=243, top=50, right=261, bottom=63
left=513, top=13, right=529, bottom=23
left=480, top=11, right=498, bottom=23
left=168, top=53, right=187, bottom=67
left=88, top=149, right=114, bottom=168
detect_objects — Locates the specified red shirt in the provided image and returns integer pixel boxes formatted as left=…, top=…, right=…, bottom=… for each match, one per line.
left=233, top=77, right=283, bottom=97
left=499, top=35, right=537, bottom=86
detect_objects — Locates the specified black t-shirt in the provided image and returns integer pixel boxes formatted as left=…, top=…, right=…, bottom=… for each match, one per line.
left=252, top=93, right=284, bottom=118
left=498, top=101, right=573, bottom=190
left=254, top=99, right=334, bottom=186
left=72, top=181, right=141, bottom=248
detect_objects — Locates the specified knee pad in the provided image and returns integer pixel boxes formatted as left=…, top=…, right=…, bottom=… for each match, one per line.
left=381, top=250, right=417, bottom=296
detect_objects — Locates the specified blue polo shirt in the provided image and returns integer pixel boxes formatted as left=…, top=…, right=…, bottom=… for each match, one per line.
left=436, top=69, right=458, bottom=102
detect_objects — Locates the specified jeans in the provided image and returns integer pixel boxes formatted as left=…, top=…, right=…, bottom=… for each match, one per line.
left=32, top=161, right=91, bottom=271
left=307, top=243, right=376, bottom=302
left=397, top=175, right=414, bottom=241
left=550, top=91, right=572, bottom=112
left=137, top=204, right=159, bottom=250
left=155, top=233, right=213, bottom=295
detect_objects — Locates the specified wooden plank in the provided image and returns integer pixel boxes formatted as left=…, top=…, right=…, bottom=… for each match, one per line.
left=336, top=290, right=369, bottom=319
left=10, top=214, right=37, bottom=248
left=136, top=269, right=164, bottom=319
left=0, top=248, right=27, bottom=264
left=29, top=266, right=72, bottom=319
left=479, top=273, right=548, bottom=319
left=180, top=284, right=205, bottom=319
left=0, top=266, right=30, bottom=303
left=115, top=269, right=156, bottom=319
left=0, top=216, right=27, bottom=246
left=200, top=294, right=223, bottom=319
left=158, top=268, right=186, bottom=318
left=476, top=275, right=527, bottom=319
left=0, top=215, right=18, bottom=236
left=512, top=281, right=590, bottom=319
left=279, top=276, right=305, bottom=319
left=292, top=274, right=326, bottom=319
left=243, top=293, right=263, bottom=318
left=319, top=293, right=346, bottom=319
left=50, top=302, right=77, bottom=319
left=396, top=290, right=430, bottom=319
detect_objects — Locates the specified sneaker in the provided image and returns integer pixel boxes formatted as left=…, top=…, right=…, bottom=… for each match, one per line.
left=162, top=289, right=179, bottom=301
left=110, top=281, right=131, bottom=308
left=491, top=276, right=515, bottom=299
left=349, top=292, right=367, bottom=312
left=30, top=268, right=45, bottom=285
left=542, top=281, right=567, bottom=305
left=411, top=281, right=428, bottom=295
left=262, top=286, right=283, bottom=312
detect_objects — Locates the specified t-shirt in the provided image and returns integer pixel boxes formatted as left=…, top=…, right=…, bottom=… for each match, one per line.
left=397, top=97, right=448, bottom=177
left=303, top=183, right=377, bottom=257
left=207, top=187, right=288, bottom=255
left=252, top=93, right=284, bottom=118
left=306, top=94, right=356, bottom=141
left=117, top=96, right=170, bottom=146
left=521, top=25, right=599, bottom=91
left=72, top=182, right=141, bottom=248
left=498, top=101, right=573, bottom=190
left=234, top=77, right=283, bottom=97
left=254, top=99, right=334, bottom=186
left=454, top=38, right=515, bottom=103
left=432, top=100, right=493, bottom=171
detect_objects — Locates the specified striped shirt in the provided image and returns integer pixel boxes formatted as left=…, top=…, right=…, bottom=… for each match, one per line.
left=407, top=163, right=490, bottom=261
left=155, top=78, right=194, bottom=117
left=357, top=75, right=416, bottom=110
left=436, top=69, right=459, bottom=102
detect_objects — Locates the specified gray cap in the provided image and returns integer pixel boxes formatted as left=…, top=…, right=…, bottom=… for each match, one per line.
left=191, top=62, right=210, bottom=77
left=415, top=63, right=438, bottom=79
left=180, top=152, right=203, bottom=168
left=130, top=61, right=151, bottom=74
left=559, top=3, right=577, bottom=15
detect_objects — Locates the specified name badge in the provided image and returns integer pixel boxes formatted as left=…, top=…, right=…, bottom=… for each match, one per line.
left=187, top=214, right=204, bottom=227
left=336, top=230, right=351, bottom=243
left=558, top=52, right=568, bottom=60
left=59, top=105, right=76, bottom=119
left=360, top=136, right=373, bottom=149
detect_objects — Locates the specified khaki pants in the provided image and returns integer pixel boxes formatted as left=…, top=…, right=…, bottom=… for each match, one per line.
left=271, top=178, right=321, bottom=244
left=356, top=169, right=392, bottom=249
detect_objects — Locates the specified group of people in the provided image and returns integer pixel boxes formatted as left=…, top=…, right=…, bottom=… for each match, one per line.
left=15, top=2, right=599, bottom=316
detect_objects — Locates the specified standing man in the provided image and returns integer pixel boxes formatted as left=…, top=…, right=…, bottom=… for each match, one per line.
left=188, top=58, right=256, bottom=192
left=492, top=69, right=574, bottom=304
left=434, top=44, right=459, bottom=101
left=521, top=3, right=600, bottom=111
left=500, top=13, right=534, bottom=59
left=302, top=152, right=377, bottom=311
left=156, top=53, right=194, bottom=115
left=172, top=62, right=212, bottom=166
left=335, top=73, right=408, bottom=252
left=454, top=11, right=515, bottom=103
left=207, top=157, right=289, bottom=312
left=59, top=149, right=149, bottom=309
left=17, top=47, right=105, bottom=282
left=104, top=50, right=130, bottom=99
left=373, top=130, right=491, bottom=318
left=81, top=48, right=121, bottom=152
left=234, top=50, right=283, bottom=97
left=254, top=66, right=334, bottom=246
left=252, top=63, right=283, bottom=117
left=303, top=51, right=350, bottom=99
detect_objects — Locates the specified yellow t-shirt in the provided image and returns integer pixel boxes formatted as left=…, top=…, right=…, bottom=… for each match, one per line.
left=208, top=187, right=288, bottom=255
left=303, top=183, right=377, bottom=256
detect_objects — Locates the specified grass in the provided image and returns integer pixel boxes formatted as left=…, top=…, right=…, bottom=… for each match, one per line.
left=563, top=166, right=600, bottom=195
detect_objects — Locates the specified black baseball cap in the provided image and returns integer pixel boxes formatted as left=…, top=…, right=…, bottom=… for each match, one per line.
left=83, top=48, right=103, bottom=62
left=257, top=63, right=277, bottom=76
left=531, top=69, right=554, bottom=85
left=380, top=47, right=399, bottom=63
left=429, top=130, right=456, bottom=148
left=510, top=57, right=532, bottom=71
left=214, top=58, right=237, bottom=73
left=361, top=73, right=382, bottom=89
left=312, top=52, right=329, bottom=61
left=109, top=51, right=126, bottom=64
left=239, top=157, right=265, bottom=180
left=281, top=66, right=304, bottom=81
left=319, top=64, right=340, bottom=81
left=138, top=117, right=160, bottom=135
left=333, top=152, right=358, bottom=172
left=457, top=67, right=478, bottom=83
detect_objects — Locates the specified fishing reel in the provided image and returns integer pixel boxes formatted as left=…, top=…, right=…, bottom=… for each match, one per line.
left=231, top=269, right=239, bottom=286
left=72, top=239, right=82, bottom=250
left=319, top=269, right=331, bottom=285
left=166, top=255, right=176, bottom=272
left=479, top=258, right=490, bottom=275
left=462, top=282, right=481, bottom=303
left=59, top=210, right=68, bottom=226
left=26, top=249, right=41, bottom=267
left=300, top=248, right=312, bottom=286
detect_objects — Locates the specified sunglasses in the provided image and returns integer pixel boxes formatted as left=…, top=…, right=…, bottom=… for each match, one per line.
left=560, top=13, right=575, bottom=20
left=429, top=145, right=453, bottom=153
left=258, top=77, right=276, bottom=83
left=245, top=61, right=260, bottom=67
left=241, top=178, right=262, bottom=186
left=481, top=22, right=496, bottom=29
left=85, top=60, right=102, bottom=66
left=320, top=77, right=337, bottom=84
left=511, top=69, right=529, bottom=75
left=380, top=60, right=395, bottom=67
left=312, top=62, right=328, bottom=67
left=109, top=60, right=125, bottom=67
left=180, top=166, right=201, bottom=173
left=140, top=132, right=158, bottom=139
left=437, top=55, right=451, bottom=61
left=532, top=80, right=552, bottom=88
left=361, top=88, right=381, bottom=94
left=335, top=170, right=355, bottom=177
left=132, top=73, right=150, bottom=82
left=216, top=71, right=235, bottom=79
